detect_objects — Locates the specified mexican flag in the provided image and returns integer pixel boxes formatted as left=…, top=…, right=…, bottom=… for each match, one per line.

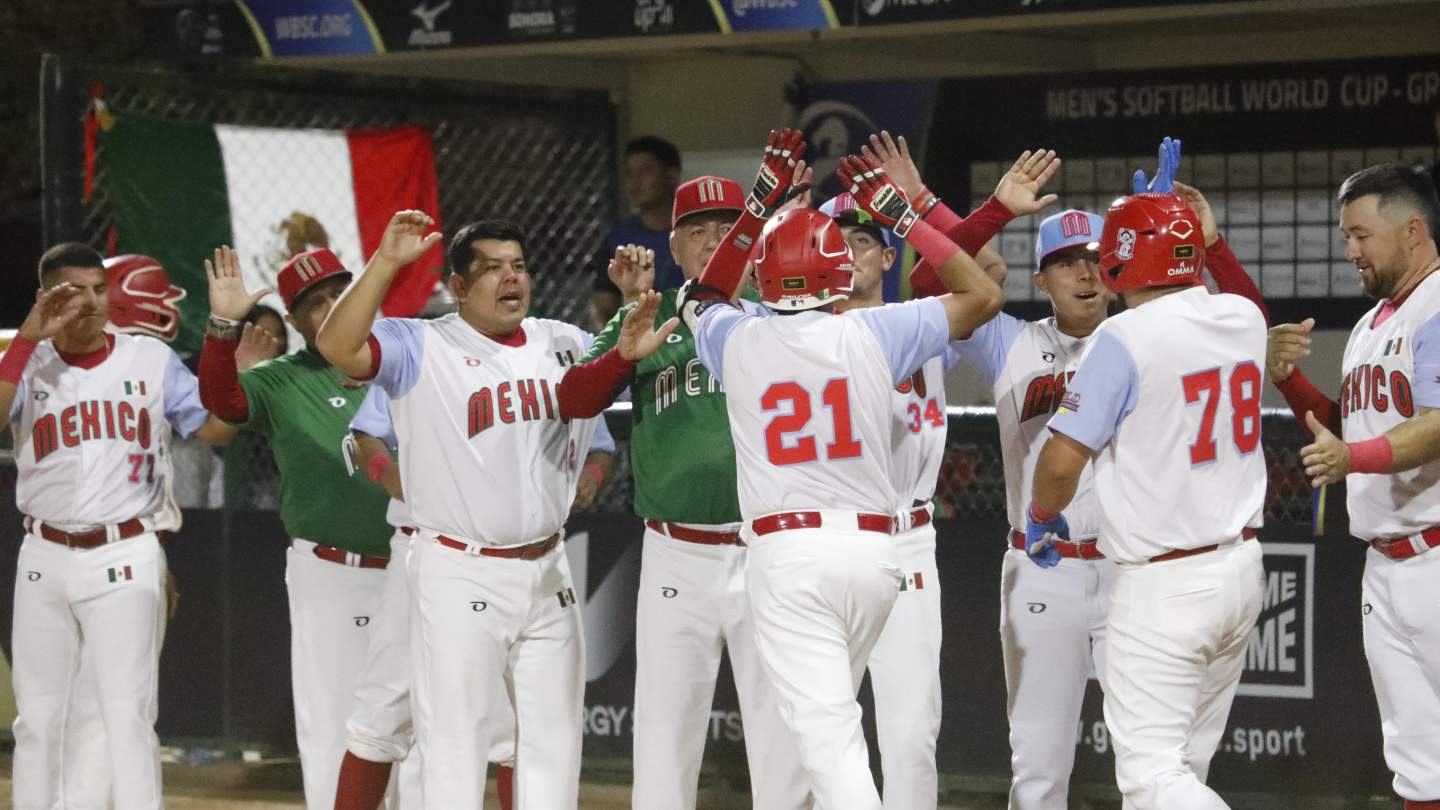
left=101, top=114, right=444, bottom=353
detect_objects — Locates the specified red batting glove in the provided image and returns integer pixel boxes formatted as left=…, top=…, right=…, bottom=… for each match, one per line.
left=745, top=128, right=807, bottom=218
left=836, top=155, right=919, bottom=237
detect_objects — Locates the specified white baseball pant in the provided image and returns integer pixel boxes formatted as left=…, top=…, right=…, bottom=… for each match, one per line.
left=1360, top=544, right=1440, bottom=802
left=287, top=539, right=389, bottom=809
left=62, top=651, right=116, bottom=810
left=408, top=534, right=584, bottom=809
left=1000, top=545, right=1117, bottom=810
left=1103, top=538, right=1263, bottom=810
left=12, top=531, right=166, bottom=810
left=747, top=514, right=903, bottom=810
left=867, top=519, right=942, bottom=810
left=631, top=523, right=810, bottom=810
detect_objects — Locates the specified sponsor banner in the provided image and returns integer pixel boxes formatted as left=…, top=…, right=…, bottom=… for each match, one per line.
left=235, top=0, right=385, bottom=57
left=856, top=0, right=1236, bottom=25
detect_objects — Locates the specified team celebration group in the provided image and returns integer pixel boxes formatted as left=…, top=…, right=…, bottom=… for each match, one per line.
left=1, top=126, right=1438, bottom=810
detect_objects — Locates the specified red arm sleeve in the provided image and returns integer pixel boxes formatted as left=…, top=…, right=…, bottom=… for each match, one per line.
left=557, top=348, right=635, bottom=420
left=697, top=209, right=766, bottom=299
left=1205, top=236, right=1271, bottom=325
left=909, top=197, right=1015, bottom=299
left=198, top=334, right=249, bottom=423
left=1275, top=368, right=1342, bottom=436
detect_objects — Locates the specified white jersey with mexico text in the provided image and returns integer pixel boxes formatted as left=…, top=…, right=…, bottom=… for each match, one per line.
left=7, top=333, right=209, bottom=531
left=696, top=298, right=953, bottom=520
left=368, top=314, right=600, bottom=546
left=1339, top=268, right=1440, bottom=540
left=951, top=313, right=1101, bottom=538
left=891, top=353, right=951, bottom=505
left=1048, top=288, right=1267, bottom=564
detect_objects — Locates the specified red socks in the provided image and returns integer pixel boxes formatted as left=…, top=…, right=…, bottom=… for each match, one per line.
left=496, top=763, right=514, bottom=810
left=334, top=751, right=393, bottom=810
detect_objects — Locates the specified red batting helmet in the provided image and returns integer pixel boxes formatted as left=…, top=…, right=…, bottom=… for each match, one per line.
left=754, top=208, right=854, bottom=311
left=104, top=254, right=187, bottom=342
left=1096, top=193, right=1206, bottom=294
left=672, top=176, right=744, bottom=228
left=277, top=247, right=350, bottom=311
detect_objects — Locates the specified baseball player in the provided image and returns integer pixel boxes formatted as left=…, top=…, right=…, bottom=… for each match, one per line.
left=679, top=130, right=1004, bottom=809
left=1265, top=164, right=1440, bottom=810
left=316, top=213, right=651, bottom=807
left=850, top=135, right=1066, bottom=810
left=1026, top=184, right=1268, bottom=810
left=196, top=244, right=395, bottom=809
left=1, top=243, right=234, bottom=810
left=558, top=175, right=811, bottom=810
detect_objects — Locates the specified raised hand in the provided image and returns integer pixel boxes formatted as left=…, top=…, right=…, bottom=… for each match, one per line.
left=206, top=246, right=270, bottom=322
left=861, top=131, right=926, bottom=202
left=1301, top=411, right=1349, bottom=487
left=235, top=321, right=283, bottom=370
left=617, top=290, right=680, bottom=362
left=608, top=244, right=656, bottom=305
left=747, top=128, right=807, bottom=218
left=836, top=155, right=918, bottom=237
left=1172, top=181, right=1218, bottom=246
left=1132, top=136, right=1181, bottom=195
left=373, top=209, right=443, bottom=268
left=1267, top=318, right=1314, bottom=383
left=994, top=148, right=1061, bottom=216
left=17, top=283, right=84, bottom=342
left=772, top=160, right=815, bottom=218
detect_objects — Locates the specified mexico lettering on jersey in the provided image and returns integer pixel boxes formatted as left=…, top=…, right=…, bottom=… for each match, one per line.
left=891, top=353, right=950, bottom=505
left=1048, top=289, right=1267, bottom=564
left=7, top=333, right=208, bottom=530
left=350, top=371, right=616, bottom=532
left=950, top=313, right=1100, bottom=539
left=368, top=314, right=601, bottom=546
left=1339, top=269, right=1440, bottom=540
left=695, top=298, right=952, bottom=520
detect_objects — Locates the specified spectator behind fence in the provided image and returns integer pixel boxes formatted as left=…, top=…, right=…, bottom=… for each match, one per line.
left=590, top=135, right=682, bottom=332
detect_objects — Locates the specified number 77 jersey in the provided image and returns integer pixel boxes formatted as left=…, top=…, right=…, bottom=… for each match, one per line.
left=1046, top=288, right=1268, bottom=564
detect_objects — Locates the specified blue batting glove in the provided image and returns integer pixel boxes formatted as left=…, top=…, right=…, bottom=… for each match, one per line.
left=1131, top=136, right=1183, bottom=195
left=1024, top=505, right=1068, bottom=569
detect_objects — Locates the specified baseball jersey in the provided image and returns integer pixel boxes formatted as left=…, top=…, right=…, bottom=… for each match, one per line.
left=1338, top=268, right=1440, bottom=540
left=235, top=349, right=391, bottom=557
left=349, top=376, right=618, bottom=531
left=1048, top=288, right=1267, bottom=564
left=581, top=288, right=754, bottom=524
left=8, top=333, right=208, bottom=531
left=950, top=313, right=1101, bottom=538
left=890, top=353, right=952, bottom=505
left=369, top=314, right=601, bottom=546
left=696, top=298, right=951, bottom=519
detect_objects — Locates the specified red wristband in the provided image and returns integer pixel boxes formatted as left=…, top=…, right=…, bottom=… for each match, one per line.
left=583, top=463, right=605, bottom=487
left=1028, top=502, right=1060, bottom=523
left=905, top=217, right=963, bottom=269
left=1347, top=436, right=1393, bottom=475
left=0, top=334, right=38, bottom=386
left=365, top=453, right=393, bottom=484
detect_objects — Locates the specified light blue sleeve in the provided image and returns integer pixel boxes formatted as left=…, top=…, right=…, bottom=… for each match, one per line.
left=695, top=305, right=751, bottom=387
left=7, top=377, right=24, bottom=425
left=1414, top=312, right=1440, bottom=409
left=590, top=411, right=617, bottom=454
left=350, top=385, right=397, bottom=448
left=853, top=298, right=951, bottom=386
left=370, top=318, right=426, bottom=398
left=1045, top=330, right=1139, bottom=452
left=946, top=312, right=1026, bottom=384
left=162, top=351, right=210, bottom=439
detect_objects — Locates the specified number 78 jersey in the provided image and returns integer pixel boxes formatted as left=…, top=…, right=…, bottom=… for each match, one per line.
left=1047, top=288, right=1268, bottom=564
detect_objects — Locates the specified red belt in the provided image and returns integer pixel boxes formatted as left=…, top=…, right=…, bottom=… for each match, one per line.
left=400, top=526, right=416, bottom=536
left=907, top=505, right=932, bottom=531
left=1369, top=526, right=1440, bottom=561
left=645, top=519, right=744, bottom=546
left=1150, top=529, right=1258, bottom=563
left=27, top=517, right=146, bottom=550
left=436, top=533, right=560, bottom=560
left=304, top=542, right=389, bottom=570
left=751, top=511, right=896, bottom=537
left=1009, top=530, right=1104, bottom=560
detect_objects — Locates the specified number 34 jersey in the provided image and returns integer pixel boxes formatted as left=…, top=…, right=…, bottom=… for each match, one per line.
left=695, top=298, right=952, bottom=521
left=1048, top=288, right=1268, bottom=564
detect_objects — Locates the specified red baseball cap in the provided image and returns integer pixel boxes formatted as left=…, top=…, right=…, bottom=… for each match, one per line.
left=277, top=248, right=350, bottom=311
left=671, top=176, right=744, bottom=229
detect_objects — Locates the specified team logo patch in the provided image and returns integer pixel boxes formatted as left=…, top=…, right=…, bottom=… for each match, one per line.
left=1173, top=244, right=1196, bottom=259
left=32, top=391, right=47, bottom=401
left=328, top=396, right=346, bottom=408
left=26, top=571, right=40, bottom=582
left=781, top=277, right=807, bottom=290
left=1383, top=337, right=1405, bottom=356
left=1027, top=602, right=1047, bottom=613
left=353, top=616, right=370, bottom=627
left=1058, top=390, right=1081, bottom=413
left=660, top=587, right=678, bottom=598
left=122, top=380, right=147, bottom=396
left=555, top=350, right=577, bottom=367
left=556, top=587, right=577, bottom=608
left=107, top=565, right=133, bottom=583
left=1169, top=219, right=1195, bottom=240
left=1115, top=228, right=1137, bottom=261
left=900, top=572, right=925, bottom=592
